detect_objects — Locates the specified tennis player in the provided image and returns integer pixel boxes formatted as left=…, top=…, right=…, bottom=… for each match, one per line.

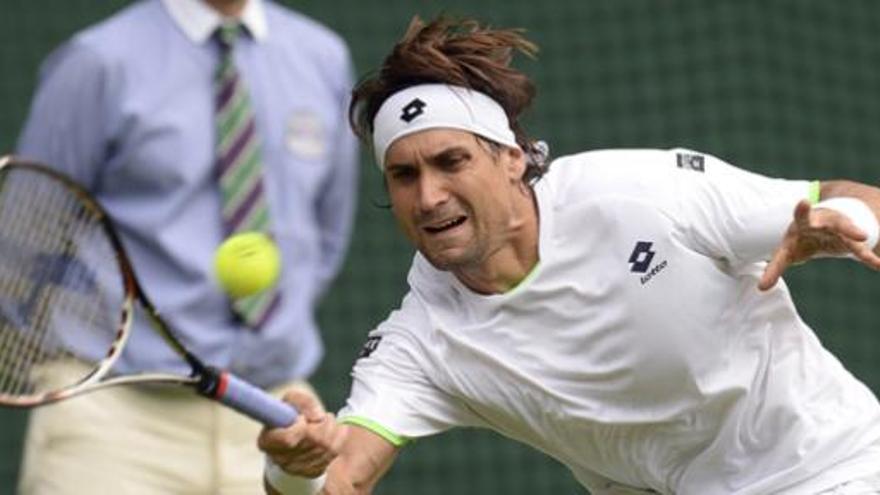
left=259, top=16, right=880, bottom=494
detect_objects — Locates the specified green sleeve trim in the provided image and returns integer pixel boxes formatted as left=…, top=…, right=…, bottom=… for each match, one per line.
left=340, top=416, right=411, bottom=447
left=808, top=180, right=821, bottom=204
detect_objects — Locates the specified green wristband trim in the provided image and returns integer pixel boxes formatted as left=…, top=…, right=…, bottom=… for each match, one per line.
left=808, top=180, right=821, bottom=204
left=340, top=416, right=411, bottom=447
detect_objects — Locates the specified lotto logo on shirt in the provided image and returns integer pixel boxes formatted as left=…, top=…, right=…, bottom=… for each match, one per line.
left=628, top=241, right=668, bottom=285
left=628, top=241, right=655, bottom=273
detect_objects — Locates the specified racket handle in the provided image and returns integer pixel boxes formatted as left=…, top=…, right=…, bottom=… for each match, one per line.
left=203, top=370, right=299, bottom=427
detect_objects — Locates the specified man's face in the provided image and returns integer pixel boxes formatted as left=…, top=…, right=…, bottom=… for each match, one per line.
left=384, top=129, right=527, bottom=272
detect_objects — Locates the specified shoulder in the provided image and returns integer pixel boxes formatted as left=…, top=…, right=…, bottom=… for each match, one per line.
left=542, top=148, right=687, bottom=206
left=263, top=2, right=351, bottom=65
left=536, top=148, right=734, bottom=235
left=541, top=147, right=748, bottom=203
left=74, top=1, right=165, bottom=52
left=43, top=1, right=166, bottom=73
left=35, top=3, right=159, bottom=89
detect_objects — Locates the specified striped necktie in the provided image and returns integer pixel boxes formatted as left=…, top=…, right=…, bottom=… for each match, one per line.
left=214, top=23, right=281, bottom=329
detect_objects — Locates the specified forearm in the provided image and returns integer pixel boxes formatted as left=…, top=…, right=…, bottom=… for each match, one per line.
left=318, top=434, right=398, bottom=495
left=317, top=458, right=370, bottom=495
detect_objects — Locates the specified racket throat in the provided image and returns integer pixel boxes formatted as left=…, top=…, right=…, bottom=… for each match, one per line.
left=193, top=366, right=227, bottom=400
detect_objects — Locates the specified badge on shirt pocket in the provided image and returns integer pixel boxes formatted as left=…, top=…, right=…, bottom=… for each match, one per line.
left=285, top=110, right=326, bottom=161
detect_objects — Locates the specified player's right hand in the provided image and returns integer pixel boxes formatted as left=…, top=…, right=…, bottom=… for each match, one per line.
left=258, top=388, right=348, bottom=478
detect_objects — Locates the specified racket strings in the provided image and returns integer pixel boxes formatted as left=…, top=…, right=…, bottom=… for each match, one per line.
left=0, top=181, right=75, bottom=393
left=0, top=177, right=70, bottom=394
left=0, top=181, right=85, bottom=394
left=0, top=168, right=123, bottom=400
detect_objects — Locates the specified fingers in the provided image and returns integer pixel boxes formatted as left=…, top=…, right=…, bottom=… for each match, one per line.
left=258, top=413, right=309, bottom=454
left=758, top=244, right=791, bottom=291
left=759, top=201, right=813, bottom=291
left=258, top=408, right=346, bottom=479
left=760, top=199, right=880, bottom=291
left=792, top=199, right=812, bottom=229
left=813, top=204, right=880, bottom=265
left=759, top=202, right=804, bottom=291
left=815, top=206, right=868, bottom=244
left=275, top=442, right=338, bottom=478
left=842, top=236, right=880, bottom=270
left=257, top=386, right=343, bottom=479
left=282, top=388, right=326, bottom=422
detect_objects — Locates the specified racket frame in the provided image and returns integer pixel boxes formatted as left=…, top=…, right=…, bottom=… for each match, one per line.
left=0, top=156, right=297, bottom=427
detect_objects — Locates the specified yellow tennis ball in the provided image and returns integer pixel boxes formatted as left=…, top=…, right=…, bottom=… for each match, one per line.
left=214, top=232, right=281, bottom=299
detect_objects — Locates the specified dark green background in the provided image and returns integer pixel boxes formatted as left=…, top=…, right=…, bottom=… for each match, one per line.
left=2, top=1, right=879, bottom=493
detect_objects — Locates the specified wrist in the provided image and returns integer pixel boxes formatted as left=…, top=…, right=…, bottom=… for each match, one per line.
left=264, top=457, right=326, bottom=495
left=814, top=197, right=880, bottom=252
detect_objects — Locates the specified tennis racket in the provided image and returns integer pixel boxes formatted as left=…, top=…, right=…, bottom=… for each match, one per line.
left=0, top=155, right=298, bottom=427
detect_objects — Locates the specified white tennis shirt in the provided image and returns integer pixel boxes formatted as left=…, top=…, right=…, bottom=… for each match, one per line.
left=339, top=149, right=880, bottom=494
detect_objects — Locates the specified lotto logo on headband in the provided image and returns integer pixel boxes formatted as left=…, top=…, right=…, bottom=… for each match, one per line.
left=400, top=98, right=426, bottom=123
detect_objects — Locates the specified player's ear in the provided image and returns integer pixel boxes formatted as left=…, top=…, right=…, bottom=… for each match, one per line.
left=504, top=146, right=526, bottom=183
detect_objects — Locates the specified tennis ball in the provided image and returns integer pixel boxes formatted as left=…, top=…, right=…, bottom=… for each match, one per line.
left=214, top=232, right=281, bottom=299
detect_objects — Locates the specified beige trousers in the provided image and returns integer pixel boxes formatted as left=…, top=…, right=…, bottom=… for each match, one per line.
left=18, top=360, right=318, bottom=495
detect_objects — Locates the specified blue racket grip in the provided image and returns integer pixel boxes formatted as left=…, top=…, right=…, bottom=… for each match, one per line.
left=211, top=371, right=299, bottom=427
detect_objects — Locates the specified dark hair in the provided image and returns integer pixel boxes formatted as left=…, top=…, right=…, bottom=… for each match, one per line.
left=350, top=16, right=549, bottom=183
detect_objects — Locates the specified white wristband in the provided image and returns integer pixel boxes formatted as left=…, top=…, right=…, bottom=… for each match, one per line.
left=814, top=197, right=880, bottom=252
left=264, top=457, right=326, bottom=495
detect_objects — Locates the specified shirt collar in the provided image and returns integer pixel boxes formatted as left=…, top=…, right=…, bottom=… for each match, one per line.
left=161, top=0, right=268, bottom=44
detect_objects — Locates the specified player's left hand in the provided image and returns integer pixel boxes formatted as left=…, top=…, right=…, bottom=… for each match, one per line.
left=759, top=199, right=880, bottom=290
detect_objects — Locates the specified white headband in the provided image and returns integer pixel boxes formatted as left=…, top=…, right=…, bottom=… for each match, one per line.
left=371, top=84, right=519, bottom=169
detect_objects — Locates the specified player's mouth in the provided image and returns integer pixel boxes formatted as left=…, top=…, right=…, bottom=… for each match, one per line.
left=423, top=215, right=467, bottom=234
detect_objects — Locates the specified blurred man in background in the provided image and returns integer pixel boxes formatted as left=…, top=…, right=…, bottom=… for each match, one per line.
left=16, top=0, right=357, bottom=493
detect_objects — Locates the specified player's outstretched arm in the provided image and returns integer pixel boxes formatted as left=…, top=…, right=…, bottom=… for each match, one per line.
left=759, top=179, right=880, bottom=290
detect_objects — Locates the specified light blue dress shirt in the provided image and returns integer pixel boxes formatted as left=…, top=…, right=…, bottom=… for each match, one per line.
left=17, top=0, right=358, bottom=388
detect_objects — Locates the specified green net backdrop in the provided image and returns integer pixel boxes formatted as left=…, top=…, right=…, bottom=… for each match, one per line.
left=2, top=1, right=879, bottom=493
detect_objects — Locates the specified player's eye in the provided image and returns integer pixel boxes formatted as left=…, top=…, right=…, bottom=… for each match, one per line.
left=388, top=166, right=418, bottom=183
left=436, top=151, right=469, bottom=171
